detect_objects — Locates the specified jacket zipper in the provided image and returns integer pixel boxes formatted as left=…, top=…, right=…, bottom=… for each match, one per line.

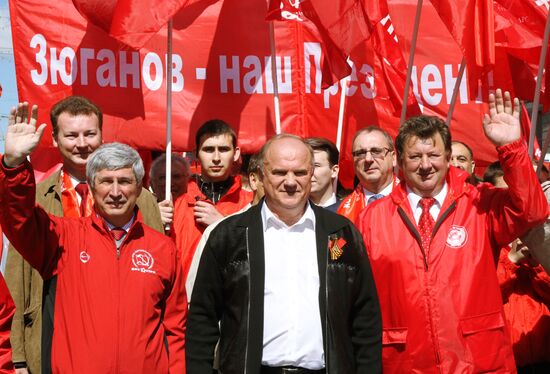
left=397, top=208, right=428, bottom=270
left=115, top=238, right=121, bottom=373
left=244, top=228, right=251, bottom=374
left=325, top=235, right=330, bottom=374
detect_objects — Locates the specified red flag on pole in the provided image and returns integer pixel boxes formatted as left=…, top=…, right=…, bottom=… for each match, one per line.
left=267, top=0, right=385, bottom=86
left=72, top=0, right=195, bottom=49
left=429, top=0, right=495, bottom=92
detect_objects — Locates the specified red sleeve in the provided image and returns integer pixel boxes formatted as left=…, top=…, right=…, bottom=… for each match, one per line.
left=0, top=158, right=64, bottom=278
left=0, top=275, right=15, bottom=373
left=164, top=245, right=187, bottom=374
left=485, top=140, right=548, bottom=247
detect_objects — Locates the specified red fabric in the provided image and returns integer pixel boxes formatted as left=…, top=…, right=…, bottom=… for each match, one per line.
left=429, top=0, right=495, bottom=93
left=337, top=176, right=399, bottom=224
left=0, top=275, right=15, bottom=374
left=172, top=176, right=253, bottom=280
left=358, top=140, right=548, bottom=373
left=0, top=159, right=187, bottom=374
left=497, top=247, right=550, bottom=367
left=418, top=197, right=436, bottom=254
left=74, top=182, right=89, bottom=216
left=493, top=0, right=550, bottom=110
left=72, top=0, right=193, bottom=49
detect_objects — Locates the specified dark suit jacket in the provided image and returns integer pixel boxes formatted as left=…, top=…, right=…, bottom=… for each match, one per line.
left=186, top=200, right=381, bottom=374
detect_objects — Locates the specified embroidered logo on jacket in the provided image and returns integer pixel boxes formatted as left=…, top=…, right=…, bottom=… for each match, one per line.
left=446, top=226, right=468, bottom=248
left=80, top=251, right=91, bottom=263
left=131, top=250, right=156, bottom=274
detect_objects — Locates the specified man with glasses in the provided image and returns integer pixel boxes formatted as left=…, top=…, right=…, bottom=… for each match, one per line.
left=338, top=126, right=397, bottom=223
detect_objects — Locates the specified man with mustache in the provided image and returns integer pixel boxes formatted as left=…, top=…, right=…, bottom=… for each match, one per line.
left=3, top=97, right=163, bottom=374
left=0, top=105, right=185, bottom=373
left=358, top=90, right=549, bottom=372
left=337, top=126, right=397, bottom=223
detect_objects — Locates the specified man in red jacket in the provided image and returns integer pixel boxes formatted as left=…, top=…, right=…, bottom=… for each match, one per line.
left=0, top=274, right=14, bottom=374
left=358, top=89, right=549, bottom=373
left=0, top=104, right=186, bottom=373
left=173, top=120, right=252, bottom=280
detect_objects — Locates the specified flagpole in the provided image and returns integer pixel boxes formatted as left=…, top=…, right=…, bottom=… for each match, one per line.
left=165, top=19, right=173, bottom=214
left=269, top=22, right=282, bottom=134
left=446, top=57, right=466, bottom=127
left=336, top=76, right=349, bottom=152
left=400, top=0, right=423, bottom=127
left=529, top=10, right=550, bottom=159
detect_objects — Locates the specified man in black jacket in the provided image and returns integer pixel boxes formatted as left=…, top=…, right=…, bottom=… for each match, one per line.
left=186, top=134, right=381, bottom=374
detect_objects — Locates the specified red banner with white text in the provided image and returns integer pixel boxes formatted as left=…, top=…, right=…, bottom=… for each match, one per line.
left=9, top=0, right=537, bottom=186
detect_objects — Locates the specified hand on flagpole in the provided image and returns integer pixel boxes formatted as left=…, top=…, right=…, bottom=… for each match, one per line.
left=4, top=102, right=47, bottom=167
left=482, top=89, right=521, bottom=147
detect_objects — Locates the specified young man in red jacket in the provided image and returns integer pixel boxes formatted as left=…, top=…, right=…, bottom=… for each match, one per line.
left=173, top=120, right=252, bottom=280
left=358, top=90, right=549, bottom=373
left=0, top=104, right=186, bottom=374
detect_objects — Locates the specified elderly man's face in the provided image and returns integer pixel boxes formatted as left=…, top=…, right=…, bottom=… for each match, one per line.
left=151, top=160, right=190, bottom=201
left=261, top=137, right=313, bottom=219
left=399, top=133, right=450, bottom=197
left=451, top=143, right=475, bottom=175
left=91, top=167, right=141, bottom=227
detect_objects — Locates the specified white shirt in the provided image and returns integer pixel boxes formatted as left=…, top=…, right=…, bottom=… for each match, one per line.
left=406, top=183, right=448, bottom=224
left=363, top=182, right=393, bottom=205
left=261, top=202, right=324, bottom=369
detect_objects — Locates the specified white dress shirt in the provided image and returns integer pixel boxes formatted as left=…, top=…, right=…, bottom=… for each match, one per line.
left=261, top=202, right=324, bottom=369
left=406, top=183, right=448, bottom=224
left=320, top=193, right=337, bottom=208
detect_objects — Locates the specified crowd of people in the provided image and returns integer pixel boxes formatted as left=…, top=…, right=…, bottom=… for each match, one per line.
left=0, top=89, right=548, bottom=374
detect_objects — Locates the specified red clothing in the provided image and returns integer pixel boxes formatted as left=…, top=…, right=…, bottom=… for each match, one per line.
left=358, top=140, right=548, bottom=373
left=173, top=176, right=252, bottom=280
left=0, top=275, right=14, bottom=374
left=0, top=160, right=186, bottom=374
left=497, top=247, right=550, bottom=367
left=337, top=177, right=398, bottom=224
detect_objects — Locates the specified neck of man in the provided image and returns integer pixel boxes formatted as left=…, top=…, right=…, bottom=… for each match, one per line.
left=311, top=184, right=335, bottom=206
left=267, top=200, right=308, bottom=226
left=362, top=175, right=392, bottom=194
left=64, top=163, right=87, bottom=182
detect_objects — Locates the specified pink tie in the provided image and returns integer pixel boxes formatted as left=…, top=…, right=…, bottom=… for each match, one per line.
left=419, top=197, right=436, bottom=253
left=74, top=182, right=89, bottom=217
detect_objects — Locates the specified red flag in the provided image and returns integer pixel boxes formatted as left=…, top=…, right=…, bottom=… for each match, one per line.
left=72, top=0, right=195, bottom=49
left=429, top=0, right=495, bottom=92
left=267, top=0, right=385, bottom=86
left=493, top=0, right=550, bottom=109
left=369, top=15, right=421, bottom=117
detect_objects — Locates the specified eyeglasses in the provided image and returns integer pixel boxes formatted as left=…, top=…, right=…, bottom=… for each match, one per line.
left=352, top=147, right=392, bottom=159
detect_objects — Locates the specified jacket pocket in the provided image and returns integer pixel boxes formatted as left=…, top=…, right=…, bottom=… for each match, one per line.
left=460, top=311, right=507, bottom=372
left=382, top=327, right=411, bottom=372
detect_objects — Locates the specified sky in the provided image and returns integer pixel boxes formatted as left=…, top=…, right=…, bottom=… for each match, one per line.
left=0, top=0, right=16, bottom=153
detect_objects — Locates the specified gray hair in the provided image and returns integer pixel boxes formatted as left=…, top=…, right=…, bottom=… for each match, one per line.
left=86, top=142, right=144, bottom=188
left=149, top=152, right=190, bottom=180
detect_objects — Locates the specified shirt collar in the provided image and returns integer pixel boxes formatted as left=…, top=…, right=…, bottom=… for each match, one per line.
left=363, top=182, right=393, bottom=201
left=103, top=213, right=136, bottom=232
left=320, top=193, right=337, bottom=207
left=406, top=182, right=448, bottom=211
left=261, top=200, right=315, bottom=231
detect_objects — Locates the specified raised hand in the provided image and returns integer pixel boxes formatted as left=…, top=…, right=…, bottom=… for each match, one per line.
left=4, top=102, right=47, bottom=167
left=482, top=89, right=521, bottom=147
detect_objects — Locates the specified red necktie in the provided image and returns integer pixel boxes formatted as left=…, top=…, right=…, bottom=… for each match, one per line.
left=110, top=228, right=126, bottom=241
left=419, top=197, right=436, bottom=253
left=74, top=182, right=89, bottom=217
